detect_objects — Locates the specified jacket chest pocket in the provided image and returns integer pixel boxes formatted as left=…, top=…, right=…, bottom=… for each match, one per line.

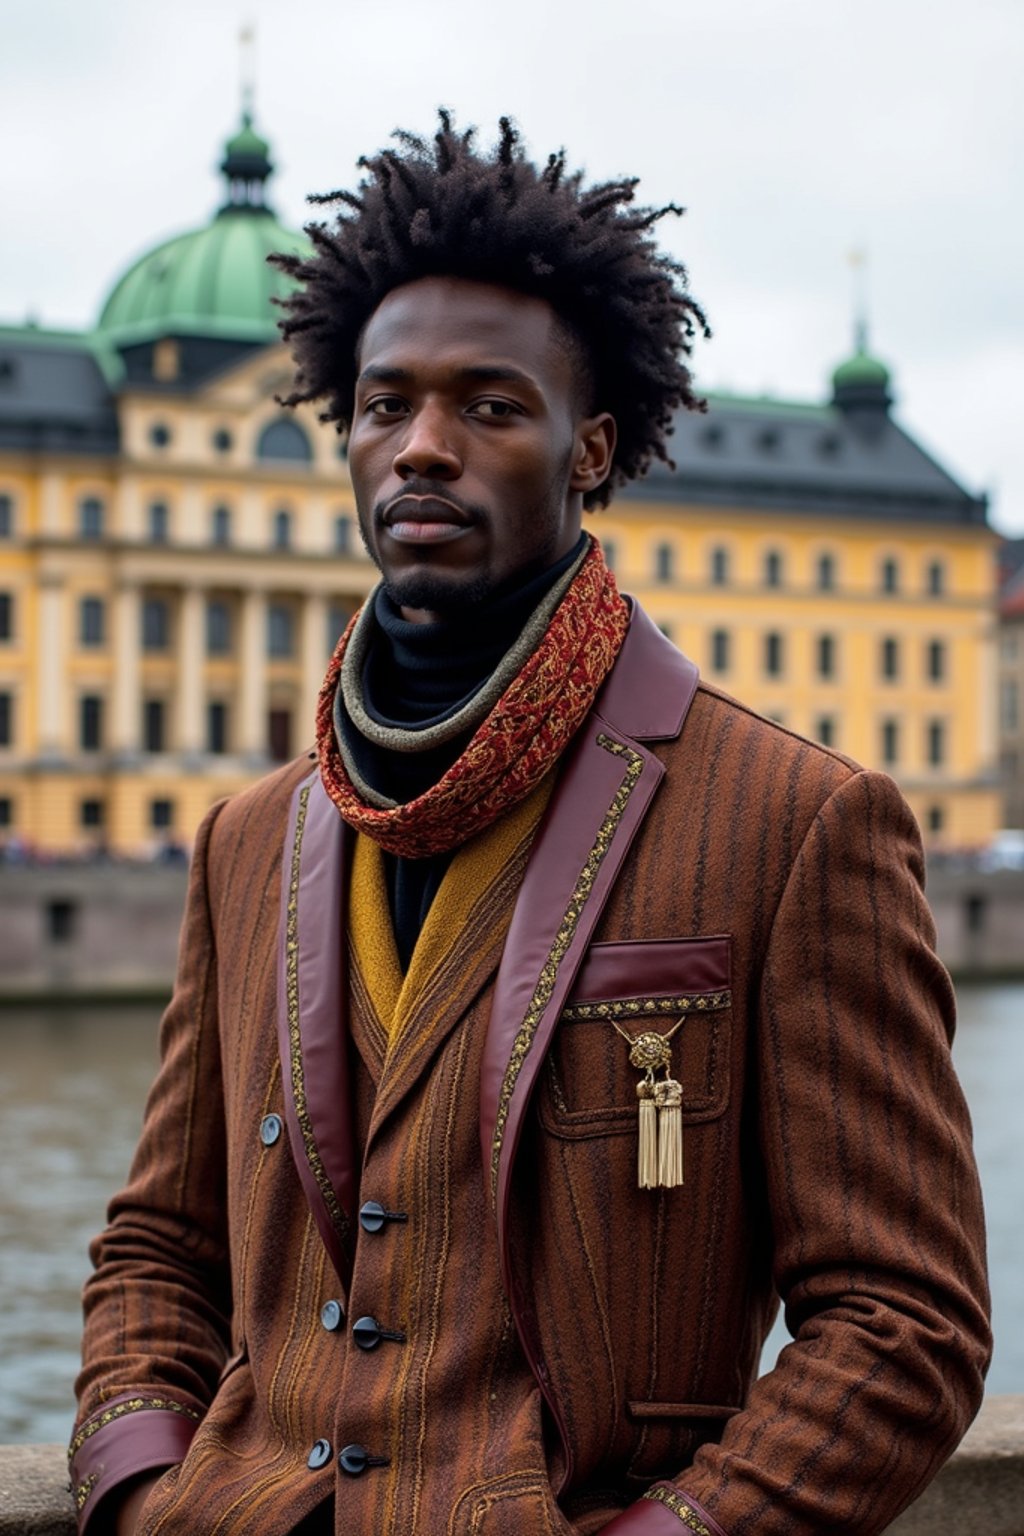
left=538, top=936, right=732, bottom=1140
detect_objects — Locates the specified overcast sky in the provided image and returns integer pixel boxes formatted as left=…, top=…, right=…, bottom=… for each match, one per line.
left=3, top=0, right=1022, bottom=533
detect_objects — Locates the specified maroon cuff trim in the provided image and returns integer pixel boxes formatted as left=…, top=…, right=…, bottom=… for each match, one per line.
left=69, top=1398, right=200, bottom=1532
left=644, top=1485, right=730, bottom=1536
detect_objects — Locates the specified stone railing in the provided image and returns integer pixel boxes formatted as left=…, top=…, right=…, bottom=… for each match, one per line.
left=1, top=1397, right=1021, bottom=1534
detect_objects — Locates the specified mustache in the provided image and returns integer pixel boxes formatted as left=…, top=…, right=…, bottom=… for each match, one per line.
left=375, top=480, right=489, bottom=526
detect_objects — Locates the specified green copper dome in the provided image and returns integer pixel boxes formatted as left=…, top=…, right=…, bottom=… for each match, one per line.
left=831, top=348, right=891, bottom=392
left=97, top=114, right=310, bottom=345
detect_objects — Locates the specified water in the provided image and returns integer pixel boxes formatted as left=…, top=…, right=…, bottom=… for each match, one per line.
left=0, top=989, right=1021, bottom=1445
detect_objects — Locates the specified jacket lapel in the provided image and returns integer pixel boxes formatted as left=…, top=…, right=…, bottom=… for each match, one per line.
left=276, top=772, right=358, bottom=1283
left=481, top=604, right=700, bottom=1236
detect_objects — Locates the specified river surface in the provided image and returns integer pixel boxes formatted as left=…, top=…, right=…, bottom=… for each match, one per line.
left=0, top=985, right=1021, bottom=1444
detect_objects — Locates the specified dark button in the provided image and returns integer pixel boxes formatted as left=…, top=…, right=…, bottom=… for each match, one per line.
left=359, top=1200, right=408, bottom=1233
left=352, top=1314, right=406, bottom=1350
left=307, top=1437, right=332, bottom=1470
left=260, top=1113, right=283, bottom=1147
left=320, top=1299, right=344, bottom=1332
left=338, top=1443, right=389, bottom=1476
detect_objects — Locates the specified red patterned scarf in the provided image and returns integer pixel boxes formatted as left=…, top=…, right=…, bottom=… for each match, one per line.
left=316, top=536, right=629, bottom=858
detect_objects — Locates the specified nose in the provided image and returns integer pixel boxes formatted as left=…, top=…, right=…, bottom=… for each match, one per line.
left=393, top=402, right=462, bottom=482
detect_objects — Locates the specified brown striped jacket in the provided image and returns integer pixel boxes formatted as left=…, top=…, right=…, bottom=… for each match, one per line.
left=72, top=603, right=990, bottom=1535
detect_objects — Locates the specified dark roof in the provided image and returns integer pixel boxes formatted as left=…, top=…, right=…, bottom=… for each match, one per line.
left=0, top=329, right=119, bottom=455
left=628, top=391, right=987, bottom=525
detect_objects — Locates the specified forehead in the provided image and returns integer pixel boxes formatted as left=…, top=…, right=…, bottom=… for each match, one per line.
left=357, top=276, right=571, bottom=384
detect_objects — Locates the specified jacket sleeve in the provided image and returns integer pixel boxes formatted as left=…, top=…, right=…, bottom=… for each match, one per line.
left=604, top=769, right=991, bottom=1536
left=70, top=800, right=232, bottom=1532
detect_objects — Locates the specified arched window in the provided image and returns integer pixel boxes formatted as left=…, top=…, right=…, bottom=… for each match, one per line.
left=816, top=552, right=836, bottom=591
left=79, top=496, right=104, bottom=540
left=211, top=505, right=231, bottom=546
left=148, top=501, right=169, bottom=543
left=927, top=559, right=946, bottom=596
left=710, top=546, right=729, bottom=586
left=272, top=509, right=292, bottom=551
left=654, top=543, right=674, bottom=583
left=257, top=418, right=313, bottom=463
left=763, top=549, right=783, bottom=588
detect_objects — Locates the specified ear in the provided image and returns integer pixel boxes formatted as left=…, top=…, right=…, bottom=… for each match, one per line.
left=569, top=413, right=617, bottom=495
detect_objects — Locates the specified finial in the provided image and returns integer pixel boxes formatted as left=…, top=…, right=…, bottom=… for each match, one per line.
left=847, top=247, right=869, bottom=354
left=239, top=21, right=256, bottom=121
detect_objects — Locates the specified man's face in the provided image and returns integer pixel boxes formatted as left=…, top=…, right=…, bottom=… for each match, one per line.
left=347, top=276, right=614, bottom=621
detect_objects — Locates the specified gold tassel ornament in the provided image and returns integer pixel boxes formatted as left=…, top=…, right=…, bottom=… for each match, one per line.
left=614, top=1023, right=686, bottom=1190
left=636, top=1079, right=658, bottom=1189
left=655, top=1075, right=684, bottom=1187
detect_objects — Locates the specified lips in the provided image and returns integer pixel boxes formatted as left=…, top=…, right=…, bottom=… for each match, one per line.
left=382, top=494, right=475, bottom=545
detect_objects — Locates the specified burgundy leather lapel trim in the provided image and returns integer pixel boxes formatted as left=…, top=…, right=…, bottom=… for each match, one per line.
left=276, top=772, right=357, bottom=1283
left=596, top=600, right=699, bottom=741
left=481, top=719, right=664, bottom=1222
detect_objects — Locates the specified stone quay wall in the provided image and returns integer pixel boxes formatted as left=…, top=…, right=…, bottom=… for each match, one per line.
left=1, top=1396, right=1022, bottom=1534
left=0, top=863, right=1022, bottom=1003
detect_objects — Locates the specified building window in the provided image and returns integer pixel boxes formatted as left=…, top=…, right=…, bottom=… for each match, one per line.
left=657, top=621, right=673, bottom=640
left=709, top=629, right=730, bottom=674
left=150, top=798, right=174, bottom=830
left=143, top=698, right=165, bottom=753
left=881, top=718, right=899, bottom=766
left=267, top=603, right=294, bottom=658
left=881, top=636, right=900, bottom=680
left=47, top=899, right=77, bottom=943
left=815, top=715, right=836, bottom=748
left=927, top=559, right=946, bottom=596
left=710, top=546, right=730, bottom=586
left=654, top=543, right=674, bottom=583
left=926, top=804, right=944, bottom=834
left=601, top=538, right=616, bottom=572
left=80, top=798, right=105, bottom=830
left=272, top=509, right=292, bottom=550
left=268, top=707, right=292, bottom=762
left=0, top=796, right=11, bottom=827
left=334, top=514, right=353, bottom=556
left=0, top=691, right=12, bottom=748
left=0, top=591, right=12, bottom=641
left=148, top=501, right=169, bottom=542
left=1002, top=679, right=1019, bottom=734
left=212, top=427, right=233, bottom=454
left=79, top=496, right=104, bottom=540
left=206, top=598, right=232, bottom=656
left=80, top=694, right=104, bottom=752
left=142, top=597, right=170, bottom=651
left=79, top=596, right=105, bottom=647
left=817, top=633, right=836, bottom=680
left=257, top=418, right=312, bottom=463
left=207, top=700, right=228, bottom=755
left=149, top=421, right=171, bottom=448
left=0, top=493, right=13, bottom=538
left=927, top=639, right=946, bottom=683
left=763, top=549, right=783, bottom=588
left=927, top=719, right=946, bottom=767
left=880, top=556, right=900, bottom=594
left=764, top=632, right=784, bottom=677
left=211, top=505, right=232, bottom=545
left=816, top=551, right=835, bottom=591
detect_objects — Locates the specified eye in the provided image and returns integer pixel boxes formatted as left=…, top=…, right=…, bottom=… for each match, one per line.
left=470, top=398, right=521, bottom=420
left=366, top=396, right=407, bottom=418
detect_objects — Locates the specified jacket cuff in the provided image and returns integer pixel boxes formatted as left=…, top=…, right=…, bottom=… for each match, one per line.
left=69, top=1394, right=202, bottom=1532
left=601, top=1485, right=730, bottom=1536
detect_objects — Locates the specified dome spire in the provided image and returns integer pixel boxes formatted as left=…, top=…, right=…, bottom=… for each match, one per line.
left=219, top=24, right=274, bottom=214
left=830, top=247, right=892, bottom=422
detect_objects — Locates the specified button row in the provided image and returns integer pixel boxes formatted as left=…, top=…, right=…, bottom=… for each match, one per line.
left=352, top=1314, right=406, bottom=1351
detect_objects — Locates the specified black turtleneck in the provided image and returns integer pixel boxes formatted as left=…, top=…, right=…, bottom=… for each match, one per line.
left=338, top=535, right=587, bottom=969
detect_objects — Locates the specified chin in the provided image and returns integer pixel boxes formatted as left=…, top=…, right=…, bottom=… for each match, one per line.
left=382, top=566, right=494, bottom=616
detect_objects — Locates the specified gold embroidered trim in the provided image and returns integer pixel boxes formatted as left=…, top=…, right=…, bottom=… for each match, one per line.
left=286, top=783, right=350, bottom=1245
left=490, top=733, right=643, bottom=1198
left=642, top=1484, right=713, bottom=1534
left=562, top=989, right=730, bottom=1022
left=68, top=1396, right=201, bottom=1458
left=74, top=1473, right=98, bottom=1510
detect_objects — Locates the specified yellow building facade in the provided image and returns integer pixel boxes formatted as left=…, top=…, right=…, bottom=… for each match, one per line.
left=0, top=118, right=1000, bottom=855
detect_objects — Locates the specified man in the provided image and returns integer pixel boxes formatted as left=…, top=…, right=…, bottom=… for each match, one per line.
left=72, top=115, right=990, bottom=1536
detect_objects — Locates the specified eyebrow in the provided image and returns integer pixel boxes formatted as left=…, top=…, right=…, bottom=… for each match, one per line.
left=356, top=364, right=539, bottom=389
